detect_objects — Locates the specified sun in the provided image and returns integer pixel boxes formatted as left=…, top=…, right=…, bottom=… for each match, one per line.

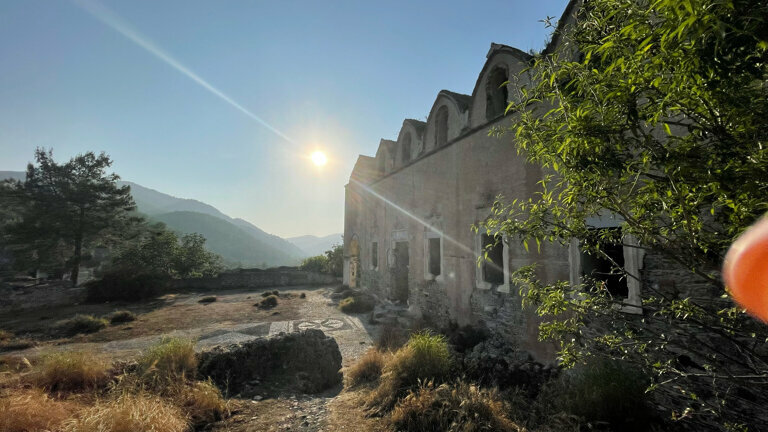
left=311, top=151, right=328, bottom=166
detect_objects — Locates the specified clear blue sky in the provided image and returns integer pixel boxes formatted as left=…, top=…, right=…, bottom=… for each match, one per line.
left=0, top=0, right=569, bottom=238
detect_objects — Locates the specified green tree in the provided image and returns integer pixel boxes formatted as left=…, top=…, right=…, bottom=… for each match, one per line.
left=300, top=254, right=330, bottom=274
left=1, top=149, right=137, bottom=285
left=482, top=0, right=768, bottom=428
left=113, top=227, right=223, bottom=279
left=325, top=243, right=343, bottom=277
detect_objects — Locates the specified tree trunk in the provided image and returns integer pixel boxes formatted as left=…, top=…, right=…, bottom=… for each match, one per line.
left=71, top=235, right=81, bottom=287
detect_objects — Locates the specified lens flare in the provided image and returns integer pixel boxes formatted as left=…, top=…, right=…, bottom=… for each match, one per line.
left=311, top=151, right=328, bottom=166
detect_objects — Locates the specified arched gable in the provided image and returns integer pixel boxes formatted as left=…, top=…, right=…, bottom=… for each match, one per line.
left=375, top=139, right=398, bottom=175
left=423, top=90, right=471, bottom=153
left=395, top=119, right=426, bottom=166
left=469, top=44, right=532, bottom=128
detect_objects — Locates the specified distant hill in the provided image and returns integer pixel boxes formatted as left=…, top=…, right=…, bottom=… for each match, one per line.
left=287, top=233, right=343, bottom=257
left=153, top=211, right=298, bottom=268
left=0, top=171, right=304, bottom=267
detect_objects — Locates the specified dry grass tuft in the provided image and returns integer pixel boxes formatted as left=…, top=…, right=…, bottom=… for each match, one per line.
left=0, top=388, right=82, bottom=432
left=61, top=393, right=188, bottom=432
left=390, top=381, right=523, bottom=432
left=0, top=330, right=12, bottom=341
left=137, top=338, right=197, bottom=385
left=107, top=310, right=136, bottom=324
left=178, top=379, right=228, bottom=425
left=345, top=349, right=389, bottom=388
left=339, top=295, right=375, bottom=314
left=27, top=351, right=111, bottom=392
left=57, top=314, right=108, bottom=336
left=198, top=296, right=217, bottom=304
left=367, top=332, right=452, bottom=414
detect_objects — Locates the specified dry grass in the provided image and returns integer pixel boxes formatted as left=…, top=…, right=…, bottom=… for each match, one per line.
left=107, top=310, right=136, bottom=324
left=137, top=338, right=197, bottom=385
left=390, top=381, right=523, bottom=432
left=0, top=388, right=82, bottom=432
left=58, top=314, right=108, bottom=336
left=61, top=393, right=188, bottom=432
left=345, top=349, right=389, bottom=388
left=198, top=296, right=217, bottom=304
left=27, top=351, right=112, bottom=392
left=367, top=332, right=453, bottom=414
left=0, top=330, right=12, bottom=340
left=178, top=379, right=229, bottom=425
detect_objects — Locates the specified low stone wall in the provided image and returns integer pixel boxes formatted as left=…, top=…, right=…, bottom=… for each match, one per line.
left=172, top=267, right=339, bottom=291
left=0, top=282, right=85, bottom=314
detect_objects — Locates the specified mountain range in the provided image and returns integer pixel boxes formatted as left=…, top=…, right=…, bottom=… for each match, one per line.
left=0, top=171, right=340, bottom=267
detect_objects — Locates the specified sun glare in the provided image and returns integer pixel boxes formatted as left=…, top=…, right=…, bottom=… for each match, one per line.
left=311, top=151, right=328, bottom=166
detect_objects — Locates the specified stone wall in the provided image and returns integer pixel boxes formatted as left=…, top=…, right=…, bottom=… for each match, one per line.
left=172, top=267, right=339, bottom=290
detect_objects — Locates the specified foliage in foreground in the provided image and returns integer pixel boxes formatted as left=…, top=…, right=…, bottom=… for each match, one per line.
left=345, top=348, right=389, bottom=388
left=0, top=388, right=82, bottom=432
left=136, top=338, right=198, bottom=386
left=390, top=381, right=522, bottom=432
left=107, top=310, right=137, bottom=324
left=26, top=351, right=112, bottom=392
left=60, top=393, right=188, bottom=432
left=480, top=0, right=768, bottom=428
left=367, top=332, right=452, bottom=414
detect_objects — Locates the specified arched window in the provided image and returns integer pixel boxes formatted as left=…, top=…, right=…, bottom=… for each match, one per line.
left=401, top=133, right=412, bottom=163
left=435, top=106, right=449, bottom=148
left=486, top=66, right=509, bottom=120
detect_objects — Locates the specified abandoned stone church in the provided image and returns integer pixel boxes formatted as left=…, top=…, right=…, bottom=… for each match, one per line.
left=342, top=1, right=675, bottom=361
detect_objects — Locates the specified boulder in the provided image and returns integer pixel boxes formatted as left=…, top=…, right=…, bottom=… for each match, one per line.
left=198, top=329, right=342, bottom=395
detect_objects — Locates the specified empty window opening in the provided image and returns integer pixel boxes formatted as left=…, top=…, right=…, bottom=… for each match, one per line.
left=486, top=66, right=509, bottom=120
left=581, top=228, right=628, bottom=298
left=481, top=234, right=504, bottom=284
left=435, top=106, right=449, bottom=148
left=371, top=242, right=378, bottom=269
left=402, top=133, right=412, bottom=163
left=428, top=237, right=441, bottom=276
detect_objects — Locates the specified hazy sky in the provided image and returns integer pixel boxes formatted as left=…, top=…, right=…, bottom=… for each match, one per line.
left=0, top=0, right=569, bottom=238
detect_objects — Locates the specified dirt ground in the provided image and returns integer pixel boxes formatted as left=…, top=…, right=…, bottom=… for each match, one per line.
left=0, top=284, right=389, bottom=431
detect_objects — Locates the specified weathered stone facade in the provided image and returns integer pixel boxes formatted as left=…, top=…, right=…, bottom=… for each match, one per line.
left=341, top=2, right=644, bottom=362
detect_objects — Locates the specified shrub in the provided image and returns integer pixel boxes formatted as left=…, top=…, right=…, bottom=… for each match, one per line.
left=198, top=296, right=217, bottom=304
left=27, top=351, right=111, bottom=392
left=177, top=379, right=228, bottom=425
left=137, top=338, right=197, bottom=385
left=339, top=294, right=375, bottom=314
left=0, top=330, right=12, bottom=341
left=539, top=357, right=651, bottom=430
left=0, top=388, right=81, bottom=432
left=60, top=393, right=188, bottom=432
left=345, top=349, right=388, bottom=388
left=367, top=332, right=453, bottom=413
left=299, top=292, right=306, bottom=299
left=107, top=310, right=136, bottom=324
left=300, top=255, right=329, bottom=273
left=57, top=315, right=108, bottom=336
left=85, top=270, right=168, bottom=302
left=257, top=295, right=278, bottom=309
left=390, top=381, right=521, bottom=432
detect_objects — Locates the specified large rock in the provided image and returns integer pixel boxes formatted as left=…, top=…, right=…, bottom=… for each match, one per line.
left=198, top=329, right=342, bottom=395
